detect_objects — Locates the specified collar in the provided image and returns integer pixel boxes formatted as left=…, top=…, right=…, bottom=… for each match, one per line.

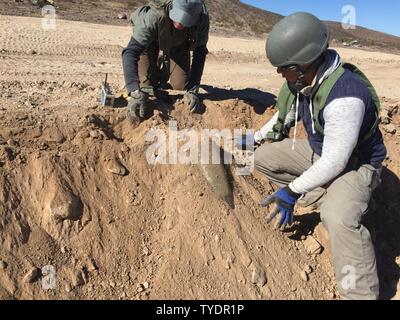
left=300, top=49, right=341, bottom=97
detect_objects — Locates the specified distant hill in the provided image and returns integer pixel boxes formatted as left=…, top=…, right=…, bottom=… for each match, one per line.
left=1, top=0, right=400, bottom=53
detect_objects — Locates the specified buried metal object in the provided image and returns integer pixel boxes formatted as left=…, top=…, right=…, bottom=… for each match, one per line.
left=200, top=140, right=234, bottom=209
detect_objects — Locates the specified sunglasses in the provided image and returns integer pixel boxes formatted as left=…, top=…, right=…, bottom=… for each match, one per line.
left=277, top=65, right=298, bottom=72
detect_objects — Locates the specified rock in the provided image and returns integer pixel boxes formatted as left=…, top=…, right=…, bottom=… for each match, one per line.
left=39, top=142, right=49, bottom=151
left=142, top=247, right=150, bottom=256
left=143, top=281, right=149, bottom=289
left=300, top=271, right=309, bottom=282
left=137, top=283, right=144, bottom=292
left=27, top=49, right=37, bottom=55
left=49, top=190, right=84, bottom=222
left=23, top=267, right=41, bottom=283
left=303, top=264, right=313, bottom=275
left=86, top=257, right=98, bottom=272
left=31, top=127, right=42, bottom=138
left=110, top=281, right=116, bottom=288
left=0, top=146, right=13, bottom=161
left=43, top=129, right=65, bottom=143
left=89, top=129, right=103, bottom=139
left=107, top=159, right=128, bottom=176
left=380, top=109, right=391, bottom=124
left=16, top=114, right=28, bottom=121
left=395, top=256, right=400, bottom=267
left=226, top=255, right=235, bottom=264
left=7, top=139, right=18, bottom=147
left=244, top=255, right=252, bottom=268
left=386, top=104, right=399, bottom=116
left=71, top=270, right=85, bottom=287
left=0, top=260, right=8, bottom=270
left=65, top=283, right=72, bottom=292
left=75, top=129, right=90, bottom=140
left=118, top=13, right=128, bottom=20
left=120, top=144, right=130, bottom=152
left=314, top=224, right=331, bottom=256
left=303, top=236, right=323, bottom=256
left=251, top=267, right=267, bottom=287
left=383, top=124, right=397, bottom=135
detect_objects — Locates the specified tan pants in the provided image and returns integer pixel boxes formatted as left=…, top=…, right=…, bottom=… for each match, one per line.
left=138, top=41, right=190, bottom=91
left=255, top=139, right=381, bottom=300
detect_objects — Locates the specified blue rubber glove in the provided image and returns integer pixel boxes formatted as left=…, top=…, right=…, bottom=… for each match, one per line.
left=234, top=133, right=259, bottom=151
left=260, top=186, right=302, bottom=227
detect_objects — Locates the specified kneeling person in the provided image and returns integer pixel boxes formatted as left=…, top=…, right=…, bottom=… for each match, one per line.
left=246, top=12, right=386, bottom=300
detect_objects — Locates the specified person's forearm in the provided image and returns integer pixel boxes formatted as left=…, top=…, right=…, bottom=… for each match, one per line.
left=254, top=105, right=295, bottom=143
left=254, top=112, right=279, bottom=143
left=187, top=45, right=208, bottom=90
left=122, top=37, right=146, bottom=92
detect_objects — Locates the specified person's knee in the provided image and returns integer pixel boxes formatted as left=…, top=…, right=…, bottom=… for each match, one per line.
left=254, top=143, right=282, bottom=174
left=320, top=199, right=362, bottom=234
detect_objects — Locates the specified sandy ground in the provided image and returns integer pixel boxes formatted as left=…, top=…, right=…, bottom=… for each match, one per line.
left=0, top=15, right=399, bottom=300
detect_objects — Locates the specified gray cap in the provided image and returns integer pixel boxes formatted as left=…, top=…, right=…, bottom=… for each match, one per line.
left=266, top=12, right=330, bottom=67
left=169, top=0, right=204, bottom=27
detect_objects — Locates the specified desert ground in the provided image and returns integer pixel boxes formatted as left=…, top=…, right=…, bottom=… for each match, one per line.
left=0, top=14, right=399, bottom=300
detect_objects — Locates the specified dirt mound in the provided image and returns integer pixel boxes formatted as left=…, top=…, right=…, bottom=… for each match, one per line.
left=0, top=80, right=337, bottom=299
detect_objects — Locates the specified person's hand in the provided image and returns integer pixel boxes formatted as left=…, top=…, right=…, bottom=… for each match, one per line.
left=127, top=89, right=149, bottom=121
left=260, top=187, right=302, bottom=227
left=183, top=90, right=201, bottom=113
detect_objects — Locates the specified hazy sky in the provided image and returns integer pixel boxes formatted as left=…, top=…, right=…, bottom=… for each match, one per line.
left=241, top=0, right=400, bottom=37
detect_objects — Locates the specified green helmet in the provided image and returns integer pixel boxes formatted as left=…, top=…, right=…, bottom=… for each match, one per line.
left=266, top=12, right=330, bottom=67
